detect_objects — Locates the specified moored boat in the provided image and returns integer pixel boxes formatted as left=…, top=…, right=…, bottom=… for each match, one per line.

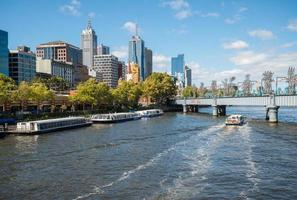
left=136, top=109, right=164, bottom=118
left=225, top=115, right=245, bottom=126
left=13, top=117, right=92, bottom=134
left=91, top=112, right=141, bottom=123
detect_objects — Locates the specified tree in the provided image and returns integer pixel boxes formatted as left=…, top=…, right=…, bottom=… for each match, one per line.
left=32, top=76, right=70, bottom=91
left=287, top=67, right=296, bottom=95
left=242, top=74, right=252, bottom=96
left=95, top=82, right=112, bottom=108
left=197, top=82, right=207, bottom=97
left=211, top=80, right=217, bottom=96
left=143, top=72, right=177, bottom=104
left=30, top=82, right=54, bottom=113
left=262, top=71, right=274, bottom=95
left=182, top=86, right=195, bottom=97
left=12, top=81, right=32, bottom=112
left=222, top=76, right=237, bottom=96
left=0, top=74, right=16, bottom=111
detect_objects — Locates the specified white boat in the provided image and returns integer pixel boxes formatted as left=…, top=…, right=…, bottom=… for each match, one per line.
left=91, top=112, right=141, bottom=123
left=225, top=115, right=245, bottom=126
left=15, top=117, right=92, bottom=134
left=136, top=109, right=164, bottom=118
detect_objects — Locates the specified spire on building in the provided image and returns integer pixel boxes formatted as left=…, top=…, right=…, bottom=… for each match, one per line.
left=87, top=18, right=92, bottom=29
left=135, top=23, right=138, bottom=37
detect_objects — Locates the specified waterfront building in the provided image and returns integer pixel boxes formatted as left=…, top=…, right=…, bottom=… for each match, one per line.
left=126, top=62, right=140, bottom=83
left=128, top=32, right=145, bottom=81
left=0, top=30, right=9, bottom=75
left=36, top=58, right=74, bottom=86
left=74, top=65, right=90, bottom=85
left=97, top=44, right=110, bottom=55
left=81, top=20, right=97, bottom=74
left=92, top=54, right=119, bottom=88
left=171, top=54, right=185, bottom=87
left=36, top=41, right=82, bottom=66
left=9, top=46, right=36, bottom=84
left=144, top=47, right=152, bottom=79
left=185, top=66, right=192, bottom=87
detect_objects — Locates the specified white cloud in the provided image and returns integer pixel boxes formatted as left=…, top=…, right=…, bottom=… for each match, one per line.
left=248, top=29, right=274, bottom=40
left=171, top=28, right=188, bottom=35
left=224, top=15, right=241, bottom=24
left=230, top=51, right=268, bottom=65
left=153, top=54, right=171, bottom=72
left=122, top=21, right=138, bottom=35
left=198, top=12, right=220, bottom=18
left=163, top=0, right=189, bottom=10
left=175, top=9, right=192, bottom=20
left=281, top=41, right=297, bottom=48
left=59, top=0, right=81, bottom=16
left=222, top=40, right=249, bottom=49
left=88, top=12, right=95, bottom=18
left=112, top=46, right=128, bottom=60
left=287, top=19, right=297, bottom=32
left=238, top=7, right=248, bottom=12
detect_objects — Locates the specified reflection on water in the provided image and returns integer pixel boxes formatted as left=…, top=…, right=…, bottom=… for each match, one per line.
left=0, top=109, right=297, bottom=200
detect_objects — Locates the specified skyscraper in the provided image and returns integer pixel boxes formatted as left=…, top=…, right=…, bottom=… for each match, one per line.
left=97, top=44, right=110, bottom=55
left=185, top=66, right=192, bottom=87
left=128, top=33, right=145, bottom=81
left=0, top=30, right=9, bottom=75
left=81, top=19, right=97, bottom=75
left=171, top=54, right=185, bottom=87
left=144, top=47, right=152, bottom=79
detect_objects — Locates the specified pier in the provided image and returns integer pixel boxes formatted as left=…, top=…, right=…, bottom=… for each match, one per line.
left=175, top=95, right=297, bottom=123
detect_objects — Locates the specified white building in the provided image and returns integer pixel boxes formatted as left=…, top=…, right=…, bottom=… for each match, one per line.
left=92, top=55, right=119, bottom=88
left=81, top=20, right=97, bottom=76
left=97, top=44, right=110, bottom=55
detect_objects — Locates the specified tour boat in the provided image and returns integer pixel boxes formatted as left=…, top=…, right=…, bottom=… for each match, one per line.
left=91, top=112, right=141, bottom=123
left=225, top=115, right=245, bottom=126
left=136, top=109, right=164, bottom=118
left=14, top=117, right=92, bottom=134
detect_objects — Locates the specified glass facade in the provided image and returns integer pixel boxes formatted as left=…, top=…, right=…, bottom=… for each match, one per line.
left=0, top=30, right=9, bottom=75
left=128, top=36, right=145, bottom=81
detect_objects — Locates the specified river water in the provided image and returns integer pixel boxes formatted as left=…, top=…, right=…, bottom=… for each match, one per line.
left=1, top=107, right=297, bottom=200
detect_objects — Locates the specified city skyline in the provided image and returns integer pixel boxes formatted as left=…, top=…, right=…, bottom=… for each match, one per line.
left=1, top=0, right=297, bottom=85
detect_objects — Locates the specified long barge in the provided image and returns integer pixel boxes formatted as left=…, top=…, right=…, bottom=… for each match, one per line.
left=136, top=109, right=164, bottom=118
left=91, top=112, right=141, bottom=123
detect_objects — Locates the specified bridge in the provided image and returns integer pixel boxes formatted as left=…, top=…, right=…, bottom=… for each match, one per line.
left=174, top=95, right=297, bottom=123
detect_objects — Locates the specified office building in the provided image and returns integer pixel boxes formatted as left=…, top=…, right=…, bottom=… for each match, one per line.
left=0, top=30, right=9, bottom=75
left=185, top=66, right=192, bottom=87
left=144, top=47, right=152, bottom=79
left=74, top=65, right=90, bottom=85
left=9, top=46, right=36, bottom=84
left=128, top=33, right=145, bottom=81
left=36, top=58, right=74, bottom=86
left=171, top=54, right=185, bottom=87
left=118, top=61, right=126, bottom=80
left=36, top=41, right=82, bottom=66
left=92, top=55, right=119, bottom=88
left=126, top=62, right=140, bottom=83
left=81, top=20, right=97, bottom=74
left=97, top=44, right=110, bottom=55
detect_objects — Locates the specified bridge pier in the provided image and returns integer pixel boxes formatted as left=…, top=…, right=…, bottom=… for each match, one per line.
left=183, top=104, right=187, bottom=113
left=266, top=106, right=279, bottom=123
left=212, top=105, right=226, bottom=116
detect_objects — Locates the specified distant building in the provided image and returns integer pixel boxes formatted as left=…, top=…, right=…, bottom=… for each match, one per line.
left=97, top=44, right=110, bottom=55
left=0, top=30, right=9, bottom=75
left=185, top=66, right=192, bottom=86
left=92, top=55, right=119, bottom=88
left=171, top=54, right=185, bottom=87
left=144, top=47, right=152, bottom=79
left=128, top=33, right=145, bottom=81
left=81, top=20, right=97, bottom=74
left=36, top=58, right=74, bottom=86
left=118, top=61, right=126, bottom=80
left=9, top=46, right=36, bottom=84
left=74, top=65, right=90, bottom=85
left=126, top=62, right=140, bottom=83
left=36, top=41, right=82, bottom=66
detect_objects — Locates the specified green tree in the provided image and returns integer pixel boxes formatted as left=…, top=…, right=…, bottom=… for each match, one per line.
left=143, top=72, right=177, bottom=104
left=30, top=82, right=54, bottom=113
left=95, top=82, right=112, bottom=108
left=182, top=86, right=195, bottom=97
left=0, top=74, right=16, bottom=111
left=12, top=81, right=32, bottom=111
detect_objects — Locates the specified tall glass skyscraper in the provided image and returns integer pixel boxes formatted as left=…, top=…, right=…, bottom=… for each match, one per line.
left=0, top=30, right=9, bottom=75
left=171, top=54, right=184, bottom=77
left=128, top=35, right=145, bottom=81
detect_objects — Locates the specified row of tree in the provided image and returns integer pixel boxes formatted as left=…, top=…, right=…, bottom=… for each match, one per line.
left=0, top=72, right=177, bottom=113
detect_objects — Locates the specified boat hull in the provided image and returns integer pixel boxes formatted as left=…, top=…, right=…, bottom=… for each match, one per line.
left=92, top=116, right=141, bottom=123
left=141, top=113, right=164, bottom=118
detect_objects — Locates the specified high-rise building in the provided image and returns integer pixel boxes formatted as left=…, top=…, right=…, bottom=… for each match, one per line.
left=126, top=62, right=140, bottom=84
left=128, top=34, right=145, bottom=81
left=171, top=54, right=185, bottom=87
left=81, top=20, right=97, bottom=74
left=144, top=47, right=152, bottom=79
left=185, top=66, right=192, bottom=87
left=36, top=41, right=82, bottom=66
left=9, top=46, right=36, bottom=84
left=118, top=61, right=126, bottom=80
left=93, top=55, right=119, bottom=88
left=97, top=44, right=110, bottom=55
left=0, top=30, right=9, bottom=75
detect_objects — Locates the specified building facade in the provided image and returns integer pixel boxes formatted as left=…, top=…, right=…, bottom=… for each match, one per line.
left=128, top=35, right=145, bottom=81
left=0, top=30, right=9, bottom=75
left=97, top=44, right=110, bottom=55
left=9, top=46, right=36, bottom=84
left=126, top=62, right=140, bottom=83
left=144, top=47, right=152, bottom=79
left=93, top=55, right=119, bottom=88
left=74, top=65, right=90, bottom=85
left=36, top=58, right=74, bottom=86
left=171, top=54, right=185, bottom=87
left=36, top=41, right=82, bottom=66
left=81, top=20, right=97, bottom=74
left=185, top=66, right=192, bottom=87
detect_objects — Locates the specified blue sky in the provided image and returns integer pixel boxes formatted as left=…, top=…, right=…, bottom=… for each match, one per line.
left=1, top=0, right=297, bottom=86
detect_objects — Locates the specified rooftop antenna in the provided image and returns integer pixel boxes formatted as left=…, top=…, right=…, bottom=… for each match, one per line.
left=135, top=23, right=138, bottom=37
left=87, top=17, right=92, bottom=29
